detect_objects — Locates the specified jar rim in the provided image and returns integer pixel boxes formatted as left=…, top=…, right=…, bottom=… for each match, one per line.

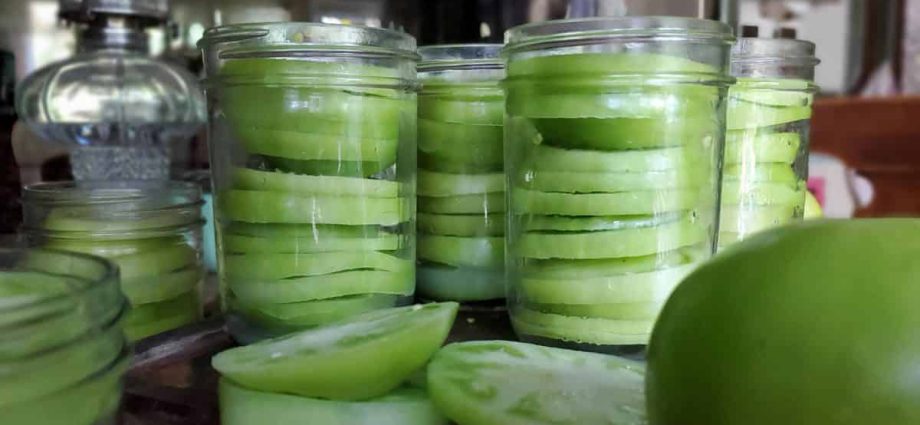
left=732, top=37, right=820, bottom=66
left=504, top=16, right=734, bottom=53
left=23, top=181, right=202, bottom=209
left=198, top=22, right=419, bottom=60
left=418, top=44, right=504, bottom=71
left=0, top=248, right=120, bottom=316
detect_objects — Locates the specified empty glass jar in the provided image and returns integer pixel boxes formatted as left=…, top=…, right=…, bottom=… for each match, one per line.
left=503, top=17, right=734, bottom=351
left=719, top=38, right=819, bottom=248
left=0, top=248, right=129, bottom=425
left=22, top=182, right=204, bottom=341
left=417, top=44, right=505, bottom=303
left=199, top=23, right=419, bottom=342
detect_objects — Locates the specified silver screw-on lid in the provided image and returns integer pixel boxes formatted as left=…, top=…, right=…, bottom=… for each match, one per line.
left=59, top=0, right=169, bottom=23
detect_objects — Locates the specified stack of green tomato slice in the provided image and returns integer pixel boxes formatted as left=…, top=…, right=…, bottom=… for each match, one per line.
left=39, top=210, right=203, bottom=341
left=719, top=78, right=814, bottom=247
left=217, top=58, right=416, bottom=337
left=505, top=53, right=721, bottom=347
left=417, top=79, right=505, bottom=302
left=213, top=303, right=457, bottom=425
left=0, top=258, right=128, bottom=425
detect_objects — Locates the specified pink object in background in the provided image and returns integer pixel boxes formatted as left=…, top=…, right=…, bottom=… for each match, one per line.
left=807, top=176, right=827, bottom=206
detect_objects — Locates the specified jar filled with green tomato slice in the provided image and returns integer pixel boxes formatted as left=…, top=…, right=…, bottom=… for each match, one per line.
left=503, top=17, right=734, bottom=352
left=22, top=182, right=205, bottom=341
left=720, top=38, right=820, bottom=248
left=0, top=248, right=130, bottom=425
left=417, top=44, right=505, bottom=303
left=199, top=23, right=419, bottom=342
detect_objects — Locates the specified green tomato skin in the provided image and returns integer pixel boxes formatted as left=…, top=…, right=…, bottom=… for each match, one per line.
left=647, top=219, right=920, bottom=425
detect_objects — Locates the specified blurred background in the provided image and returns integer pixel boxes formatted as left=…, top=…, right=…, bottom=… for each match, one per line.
left=1, top=0, right=919, bottom=231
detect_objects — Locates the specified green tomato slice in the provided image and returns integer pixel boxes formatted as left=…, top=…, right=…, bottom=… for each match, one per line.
left=529, top=116, right=715, bottom=151
left=125, top=307, right=199, bottom=341
left=417, top=265, right=505, bottom=302
left=530, top=301, right=664, bottom=321
left=220, top=58, right=402, bottom=83
left=520, top=168, right=705, bottom=193
left=418, top=120, right=503, bottom=167
left=219, top=190, right=408, bottom=226
left=121, top=267, right=202, bottom=304
left=262, top=157, right=390, bottom=178
left=724, top=131, right=801, bottom=165
left=512, top=188, right=704, bottom=216
left=211, top=302, right=458, bottom=400
left=523, top=246, right=704, bottom=280
left=234, top=168, right=399, bottom=198
left=125, top=291, right=200, bottom=340
left=418, top=213, right=505, bottom=237
left=112, top=244, right=198, bottom=280
left=230, top=294, right=402, bottom=329
left=427, top=340, right=646, bottom=425
left=520, top=212, right=682, bottom=232
left=525, top=144, right=703, bottom=174
left=507, top=52, right=716, bottom=77
left=228, top=269, right=413, bottom=304
left=723, top=163, right=800, bottom=186
left=720, top=182, right=804, bottom=206
left=511, top=307, right=654, bottom=345
left=519, top=262, right=698, bottom=305
left=236, top=127, right=398, bottom=165
left=219, top=379, right=448, bottom=425
left=727, top=100, right=813, bottom=130
left=224, top=251, right=411, bottom=281
left=804, top=190, right=823, bottom=219
left=417, top=171, right=504, bottom=197
left=731, top=78, right=814, bottom=106
left=225, top=222, right=383, bottom=238
left=419, top=153, right=501, bottom=174
left=418, top=236, right=503, bottom=268
left=221, top=233, right=400, bottom=254
left=43, top=236, right=185, bottom=258
left=419, top=193, right=505, bottom=214
left=419, top=96, right=503, bottom=125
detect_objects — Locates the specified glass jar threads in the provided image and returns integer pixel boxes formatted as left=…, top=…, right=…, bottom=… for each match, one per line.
left=503, top=17, right=734, bottom=350
left=22, top=182, right=205, bottom=341
left=720, top=38, right=819, bottom=248
left=0, top=248, right=129, bottom=425
left=199, top=23, right=419, bottom=342
left=417, top=44, right=505, bottom=303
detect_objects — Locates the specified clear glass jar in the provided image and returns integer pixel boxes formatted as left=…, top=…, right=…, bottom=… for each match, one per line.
left=503, top=17, right=734, bottom=351
left=199, top=23, right=419, bottom=342
left=719, top=38, right=819, bottom=248
left=0, top=248, right=129, bottom=425
left=416, top=44, right=505, bottom=303
left=22, top=182, right=204, bottom=341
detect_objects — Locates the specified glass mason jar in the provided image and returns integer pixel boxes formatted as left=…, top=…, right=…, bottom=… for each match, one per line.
left=22, top=182, right=205, bottom=341
left=719, top=38, right=819, bottom=248
left=199, top=23, right=419, bottom=342
left=416, top=44, right=505, bottom=303
left=0, top=248, right=129, bottom=425
left=504, top=17, right=734, bottom=351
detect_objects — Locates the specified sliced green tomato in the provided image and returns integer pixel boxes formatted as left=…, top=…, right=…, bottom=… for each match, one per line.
left=518, top=219, right=707, bottom=260
left=121, top=267, right=201, bottom=304
left=511, top=307, right=653, bottom=345
left=730, top=83, right=813, bottom=108
left=804, top=190, right=823, bottom=219
left=724, top=131, right=801, bottom=165
left=727, top=99, right=813, bottom=130
left=228, top=269, right=413, bottom=304
left=519, top=262, right=698, bottom=305
left=523, top=246, right=704, bottom=280
left=219, top=190, right=408, bottom=226
left=418, top=120, right=503, bottom=168
left=719, top=204, right=799, bottom=235
left=419, top=95, right=503, bottom=125
left=721, top=182, right=805, bottom=206
left=521, top=212, right=682, bottom=232
left=417, top=265, right=505, bottom=302
left=263, top=157, right=390, bottom=178
left=231, top=294, right=401, bottom=328
left=723, top=163, right=800, bottom=186
left=225, top=222, right=383, bottom=238
left=211, top=302, right=458, bottom=400
left=224, top=251, right=411, bottom=281
left=220, top=59, right=402, bottom=82
left=417, top=170, right=504, bottom=197
left=221, top=233, right=400, bottom=254
left=716, top=231, right=743, bottom=247
left=530, top=115, right=715, bottom=151
left=112, top=244, right=198, bottom=280
left=520, top=167, right=705, bottom=193
left=126, top=290, right=199, bottom=326
left=234, top=168, right=399, bottom=198
left=125, top=307, right=199, bottom=341
left=236, top=127, right=398, bottom=165
left=526, top=144, right=704, bottom=174
left=418, top=213, right=505, bottom=237
left=532, top=301, right=663, bottom=321
left=44, top=236, right=185, bottom=258
left=219, top=379, right=448, bottom=425
left=427, top=340, right=646, bottom=425
left=418, top=236, right=503, bottom=268
left=40, top=209, right=195, bottom=233
left=419, top=193, right=505, bottom=214
left=418, top=152, right=501, bottom=174
left=512, top=188, right=704, bottom=216
left=507, top=52, right=716, bottom=77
